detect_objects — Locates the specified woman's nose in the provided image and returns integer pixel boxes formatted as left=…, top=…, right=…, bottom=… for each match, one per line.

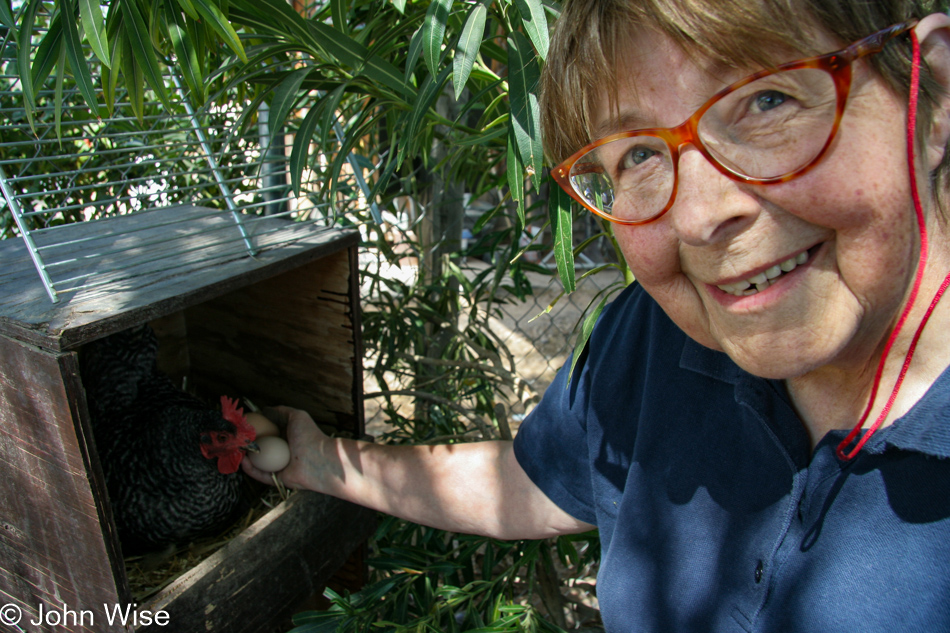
left=667, top=147, right=761, bottom=246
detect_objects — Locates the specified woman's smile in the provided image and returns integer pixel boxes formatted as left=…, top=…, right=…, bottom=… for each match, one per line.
left=713, top=247, right=814, bottom=298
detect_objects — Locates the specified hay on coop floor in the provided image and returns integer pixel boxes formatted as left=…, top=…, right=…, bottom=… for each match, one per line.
left=126, top=485, right=293, bottom=602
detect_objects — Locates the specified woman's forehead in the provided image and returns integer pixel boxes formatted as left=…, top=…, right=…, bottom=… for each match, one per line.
left=592, top=29, right=740, bottom=136
left=591, top=24, right=838, bottom=137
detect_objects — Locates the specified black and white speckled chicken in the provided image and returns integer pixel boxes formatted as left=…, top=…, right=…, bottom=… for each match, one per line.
left=80, top=324, right=258, bottom=556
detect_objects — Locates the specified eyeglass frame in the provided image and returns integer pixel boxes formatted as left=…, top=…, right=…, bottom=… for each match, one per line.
left=551, top=19, right=919, bottom=226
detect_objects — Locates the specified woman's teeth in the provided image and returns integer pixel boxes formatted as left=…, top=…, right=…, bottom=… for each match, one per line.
left=717, top=251, right=808, bottom=296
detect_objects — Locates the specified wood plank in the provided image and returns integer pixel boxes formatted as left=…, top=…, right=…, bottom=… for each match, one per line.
left=136, top=492, right=375, bottom=633
left=0, top=207, right=358, bottom=352
left=185, top=250, right=363, bottom=433
left=0, top=335, right=128, bottom=633
left=346, top=247, right=366, bottom=437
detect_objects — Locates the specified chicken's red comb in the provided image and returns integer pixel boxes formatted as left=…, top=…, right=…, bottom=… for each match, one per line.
left=220, top=396, right=257, bottom=442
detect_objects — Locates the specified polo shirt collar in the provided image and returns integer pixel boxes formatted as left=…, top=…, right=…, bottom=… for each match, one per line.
left=678, top=336, right=745, bottom=385
left=866, top=364, right=950, bottom=458
left=678, top=336, right=950, bottom=459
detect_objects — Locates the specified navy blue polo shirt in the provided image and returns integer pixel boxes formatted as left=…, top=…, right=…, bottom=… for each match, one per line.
left=513, top=283, right=950, bottom=632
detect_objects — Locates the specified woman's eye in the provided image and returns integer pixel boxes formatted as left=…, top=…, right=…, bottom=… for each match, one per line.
left=752, top=90, right=789, bottom=113
left=621, top=146, right=658, bottom=169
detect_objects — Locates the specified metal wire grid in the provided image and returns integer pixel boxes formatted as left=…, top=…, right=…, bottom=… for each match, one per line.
left=0, top=17, right=375, bottom=303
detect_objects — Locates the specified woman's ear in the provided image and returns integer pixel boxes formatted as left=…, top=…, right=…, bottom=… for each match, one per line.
left=914, top=14, right=950, bottom=170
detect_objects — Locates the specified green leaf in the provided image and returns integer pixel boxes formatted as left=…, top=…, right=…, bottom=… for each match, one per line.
left=397, top=64, right=452, bottom=169
left=62, top=0, right=102, bottom=117
left=548, top=178, right=576, bottom=293
left=175, top=0, right=201, bottom=20
left=0, top=0, right=16, bottom=32
left=225, top=88, right=269, bottom=149
left=480, top=38, right=508, bottom=66
left=268, top=66, right=310, bottom=141
left=507, top=31, right=543, bottom=189
left=364, top=53, right=414, bottom=98
left=513, top=0, right=549, bottom=60
left=422, top=0, right=452, bottom=77
left=149, top=0, right=163, bottom=53
left=120, top=0, right=170, bottom=109
left=165, top=0, right=204, bottom=103
left=79, top=0, right=111, bottom=67
left=331, top=0, right=347, bottom=33
left=17, top=0, right=42, bottom=116
left=191, top=0, right=247, bottom=62
left=507, top=124, right=524, bottom=229
left=555, top=534, right=579, bottom=566
left=452, top=123, right=506, bottom=146
left=288, top=619, right=344, bottom=633
left=186, top=13, right=206, bottom=77
left=121, top=31, right=145, bottom=123
left=304, top=19, right=412, bottom=97
left=53, top=39, right=67, bottom=139
left=304, top=16, right=361, bottom=66
left=452, top=0, right=486, bottom=100
left=323, top=114, right=370, bottom=206
left=290, top=103, right=322, bottom=195
left=103, top=32, right=123, bottom=115
left=405, top=24, right=424, bottom=82
left=319, top=84, right=347, bottom=148
left=105, top=1, right=121, bottom=37
left=568, top=293, right=609, bottom=385
left=391, top=0, right=406, bottom=13
left=31, top=14, right=64, bottom=89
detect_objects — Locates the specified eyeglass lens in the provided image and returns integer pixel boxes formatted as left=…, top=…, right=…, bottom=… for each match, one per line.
left=569, top=67, right=839, bottom=223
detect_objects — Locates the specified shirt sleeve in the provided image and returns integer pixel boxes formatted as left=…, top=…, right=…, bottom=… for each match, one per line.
left=513, top=344, right=598, bottom=525
left=512, top=283, right=665, bottom=528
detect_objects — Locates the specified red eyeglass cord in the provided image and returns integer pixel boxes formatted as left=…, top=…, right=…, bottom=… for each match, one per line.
left=836, top=29, right=950, bottom=461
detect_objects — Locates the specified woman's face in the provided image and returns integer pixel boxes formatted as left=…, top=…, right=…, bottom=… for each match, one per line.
left=605, top=27, right=926, bottom=380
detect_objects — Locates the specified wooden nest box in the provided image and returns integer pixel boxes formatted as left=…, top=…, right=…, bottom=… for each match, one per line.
left=0, top=207, right=375, bottom=632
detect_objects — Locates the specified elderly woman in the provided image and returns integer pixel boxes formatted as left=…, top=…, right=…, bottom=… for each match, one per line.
left=244, top=0, right=950, bottom=629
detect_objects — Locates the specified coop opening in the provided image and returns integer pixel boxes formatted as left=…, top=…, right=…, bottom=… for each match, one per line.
left=78, top=315, right=297, bottom=600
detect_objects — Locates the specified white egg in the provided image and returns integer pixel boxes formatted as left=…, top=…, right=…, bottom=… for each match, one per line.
left=246, top=412, right=280, bottom=438
left=248, top=436, right=291, bottom=472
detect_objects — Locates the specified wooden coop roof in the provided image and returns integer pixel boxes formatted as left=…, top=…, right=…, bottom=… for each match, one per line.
left=0, top=206, right=359, bottom=352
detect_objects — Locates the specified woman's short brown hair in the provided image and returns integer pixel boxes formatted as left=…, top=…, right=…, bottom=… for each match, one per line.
left=540, top=0, right=949, bottom=176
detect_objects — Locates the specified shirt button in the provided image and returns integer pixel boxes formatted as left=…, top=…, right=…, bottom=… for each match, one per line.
left=755, top=560, right=764, bottom=583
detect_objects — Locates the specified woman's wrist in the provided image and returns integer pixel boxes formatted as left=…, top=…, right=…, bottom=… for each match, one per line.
left=304, top=435, right=355, bottom=497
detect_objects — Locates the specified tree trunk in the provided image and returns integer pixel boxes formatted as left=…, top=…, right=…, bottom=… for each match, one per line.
left=413, top=88, right=465, bottom=425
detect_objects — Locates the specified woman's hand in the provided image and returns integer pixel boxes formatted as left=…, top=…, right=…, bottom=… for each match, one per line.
left=241, top=406, right=330, bottom=491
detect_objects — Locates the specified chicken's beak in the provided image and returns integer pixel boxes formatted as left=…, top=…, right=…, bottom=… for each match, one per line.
left=245, top=441, right=261, bottom=453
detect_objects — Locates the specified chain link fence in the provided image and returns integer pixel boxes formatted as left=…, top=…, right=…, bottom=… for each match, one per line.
left=361, top=241, right=626, bottom=435
left=490, top=264, right=623, bottom=412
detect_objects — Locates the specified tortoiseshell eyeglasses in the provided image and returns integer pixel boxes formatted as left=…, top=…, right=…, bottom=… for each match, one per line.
left=551, top=20, right=917, bottom=225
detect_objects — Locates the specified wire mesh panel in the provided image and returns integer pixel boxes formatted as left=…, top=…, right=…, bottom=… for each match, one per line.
left=0, top=14, right=369, bottom=303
